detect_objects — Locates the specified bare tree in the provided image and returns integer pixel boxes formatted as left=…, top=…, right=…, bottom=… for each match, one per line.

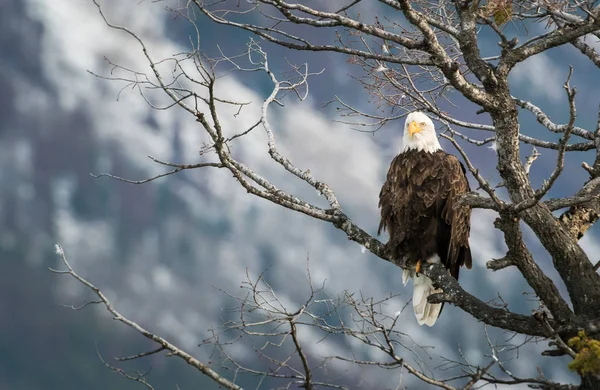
left=53, top=0, right=600, bottom=389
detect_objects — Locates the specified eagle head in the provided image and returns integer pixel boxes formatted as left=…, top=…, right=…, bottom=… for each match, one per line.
left=400, top=111, right=442, bottom=154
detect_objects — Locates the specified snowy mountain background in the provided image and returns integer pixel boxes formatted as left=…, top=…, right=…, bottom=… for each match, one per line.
left=2, top=0, right=599, bottom=388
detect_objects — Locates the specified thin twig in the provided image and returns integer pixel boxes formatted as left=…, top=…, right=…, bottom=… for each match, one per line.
left=116, top=346, right=167, bottom=362
left=91, top=160, right=224, bottom=184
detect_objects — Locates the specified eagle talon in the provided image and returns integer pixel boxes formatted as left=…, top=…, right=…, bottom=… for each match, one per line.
left=415, top=259, right=422, bottom=274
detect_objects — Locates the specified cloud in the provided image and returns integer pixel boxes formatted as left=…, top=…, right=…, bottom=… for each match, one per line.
left=510, top=52, right=565, bottom=102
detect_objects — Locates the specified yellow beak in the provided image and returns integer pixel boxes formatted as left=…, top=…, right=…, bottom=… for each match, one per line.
left=408, top=121, right=422, bottom=137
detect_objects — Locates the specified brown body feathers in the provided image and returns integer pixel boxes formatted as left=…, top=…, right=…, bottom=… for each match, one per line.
left=378, top=149, right=472, bottom=280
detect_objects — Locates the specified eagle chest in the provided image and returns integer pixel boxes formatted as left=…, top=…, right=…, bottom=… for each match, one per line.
left=397, top=158, right=443, bottom=213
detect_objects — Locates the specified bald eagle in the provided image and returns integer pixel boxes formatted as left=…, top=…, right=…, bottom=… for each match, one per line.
left=378, top=112, right=472, bottom=326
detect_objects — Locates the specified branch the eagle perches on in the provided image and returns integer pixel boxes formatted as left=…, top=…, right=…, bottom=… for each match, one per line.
left=71, top=0, right=600, bottom=388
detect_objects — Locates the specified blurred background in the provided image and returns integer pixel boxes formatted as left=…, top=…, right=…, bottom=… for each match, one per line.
left=2, top=0, right=600, bottom=388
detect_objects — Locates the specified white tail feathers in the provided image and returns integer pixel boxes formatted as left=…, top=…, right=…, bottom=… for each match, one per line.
left=402, top=268, right=411, bottom=286
left=409, top=272, right=443, bottom=326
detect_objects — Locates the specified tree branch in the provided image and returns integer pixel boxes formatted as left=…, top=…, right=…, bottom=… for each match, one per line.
left=397, top=0, right=494, bottom=107
left=91, top=158, right=224, bottom=184
left=514, top=97, right=592, bottom=140
left=422, top=262, right=554, bottom=337
left=493, top=215, right=573, bottom=323
left=50, top=245, right=243, bottom=390
left=558, top=177, right=600, bottom=240
left=570, top=35, right=600, bottom=68
left=499, top=8, right=600, bottom=74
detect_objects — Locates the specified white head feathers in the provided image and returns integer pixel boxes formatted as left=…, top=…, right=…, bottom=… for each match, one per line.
left=400, top=111, right=442, bottom=154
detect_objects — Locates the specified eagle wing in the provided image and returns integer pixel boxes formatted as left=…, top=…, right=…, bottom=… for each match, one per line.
left=437, top=154, right=472, bottom=279
left=377, top=154, right=408, bottom=241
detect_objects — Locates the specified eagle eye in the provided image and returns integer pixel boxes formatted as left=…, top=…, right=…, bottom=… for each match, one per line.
left=420, top=122, right=427, bottom=127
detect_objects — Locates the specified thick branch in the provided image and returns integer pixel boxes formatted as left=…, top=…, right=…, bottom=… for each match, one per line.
left=499, top=10, right=600, bottom=74
left=422, top=263, right=553, bottom=337
left=457, top=191, right=499, bottom=210
left=486, top=256, right=514, bottom=271
left=494, top=216, right=573, bottom=323
left=454, top=1, right=498, bottom=89
left=261, top=0, right=424, bottom=49
left=332, top=213, right=560, bottom=336
left=521, top=206, right=600, bottom=316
